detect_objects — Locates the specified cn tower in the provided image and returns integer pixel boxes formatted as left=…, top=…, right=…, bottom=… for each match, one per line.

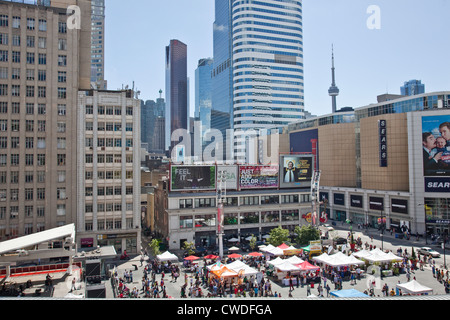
left=328, top=45, right=339, bottom=113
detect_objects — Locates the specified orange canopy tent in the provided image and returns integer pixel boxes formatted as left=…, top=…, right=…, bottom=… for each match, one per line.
left=248, top=252, right=263, bottom=257
left=228, top=253, right=242, bottom=259
left=210, top=266, right=238, bottom=278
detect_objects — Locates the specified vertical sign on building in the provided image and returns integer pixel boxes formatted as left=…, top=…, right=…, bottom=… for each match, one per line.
left=379, top=120, right=387, bottom=167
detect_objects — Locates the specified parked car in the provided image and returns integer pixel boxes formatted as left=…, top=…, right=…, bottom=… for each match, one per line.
left=418, top=247, right=440, bottom=258
left=334, top=237, right=347, bottom=245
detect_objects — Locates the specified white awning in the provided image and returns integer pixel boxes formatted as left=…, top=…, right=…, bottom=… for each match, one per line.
left=0, top=224, right=75, bottom=255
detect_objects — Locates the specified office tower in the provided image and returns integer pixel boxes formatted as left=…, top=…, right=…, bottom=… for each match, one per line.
left=401, top=79, right=425, bottom=96
left=220, top=0, right=305, bottom=162
left=165, top=39, right=188, bottom=152
left=328, top=45, right=339, bottom=113
left=90, top=0, right=106, bottom=89
left=76, top=89, right=141, bottom=253
left=211, top=0, right=233, bottom=137
left=0, top=0, right=91, bottom=240
left=141, top=91, right=165, bottom=153
left=195, top=58, right=213, bottom=145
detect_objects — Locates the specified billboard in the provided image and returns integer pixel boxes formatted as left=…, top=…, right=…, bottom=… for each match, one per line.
left=422, top=115, right=450, bottom=176
left=289, top=129, right=319, bottom=170
left=422, top=115, right=450, bottom=192
left=279, top=155, right=314, bottom=188
left=217, top=165, right=238, bottom=190
left=170, top=165, right=216, bottom=191
left=239, top=165, right=279, bottom=189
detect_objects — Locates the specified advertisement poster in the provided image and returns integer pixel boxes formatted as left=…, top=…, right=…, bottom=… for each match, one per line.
left=170, top=165, right=216, bottom=191
left=289, top=129, right=319, bottom=170
left=279, top=155, right=314, bottom=189
left=217, top=165, right=238, bottom=190
left=422, top=115, right=450, bottom=192
left=239, top=165, right=279, bottom=189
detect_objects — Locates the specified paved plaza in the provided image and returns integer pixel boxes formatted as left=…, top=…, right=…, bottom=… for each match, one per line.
left=79, top=225, right=450, bottom=301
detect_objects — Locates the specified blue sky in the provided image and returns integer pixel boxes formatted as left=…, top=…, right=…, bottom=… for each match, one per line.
left=104, top=0, right=450, bottom=117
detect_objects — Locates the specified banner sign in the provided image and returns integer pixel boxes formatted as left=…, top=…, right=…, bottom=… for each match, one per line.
left=239, top=165, right=279, bottom=189
left=170, top=165, right=216, bottom=191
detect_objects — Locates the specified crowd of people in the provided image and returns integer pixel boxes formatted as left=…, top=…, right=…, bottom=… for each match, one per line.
left=110, top=237, right=449, bottom=299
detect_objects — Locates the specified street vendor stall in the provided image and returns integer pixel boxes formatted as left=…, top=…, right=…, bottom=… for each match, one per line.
left=156, top=251, right=179, bottom=262
left=396, top=280, right=433, bottom=295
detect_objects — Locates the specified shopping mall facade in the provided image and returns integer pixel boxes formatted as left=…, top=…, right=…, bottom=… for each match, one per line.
left=287, top=91, right=450, bottom=239
left=154, top=91, right=450, bottom=250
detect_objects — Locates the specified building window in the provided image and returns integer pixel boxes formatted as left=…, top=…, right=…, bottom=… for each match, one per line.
left=0, top=15, right=8, bottom=27
left=38, top=86, right=46, bottom=98
left=57, top=104, right=66, bottom=116
left=26, top=18, right=35, bottom=30
left=38, top=70, right=46, bottom=81
left=57, top=154, right=66, bottom=166
left=58, top=22, right=67, bottom=33
left=38, top=19, right=47, bottom=32
left=58, top=55, right=67, bottom=66
left=38, top=53, right=46, bottom=65
left=27, top=52, right=35, bottom=64
left=0, top=50, right=7, bottom=62
left=58, top=87, right=66, bottom=99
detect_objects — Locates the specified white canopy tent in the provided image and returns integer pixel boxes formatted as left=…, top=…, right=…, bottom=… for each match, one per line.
left=359, top=248, right=403, bottom=264
left=313, top=252, right=364, bottom=267
left=267, top=257, right=285, bottom=266
left=274, top=261, right=300, bottom=272
left=260, top=244, right=275, bottom=253
left=226, top=260, right=260, bottom=276
left=265, top=246, right=285, bottom=256
left=396, top=280, right=433, bottom=295
left=286, top=256, right=304, bottom=265
left=156, top=251, right=179, bottom=261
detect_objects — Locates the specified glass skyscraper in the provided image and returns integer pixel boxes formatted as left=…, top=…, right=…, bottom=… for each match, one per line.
left=195, top=58, right=213, bottom=143
left=211, top=0, right=233, bottom=137
left=165, top=40, right=188, bottom=151
left=212, top=0, right=305, bottom=162
left=401, top=79, right=425, bottom=96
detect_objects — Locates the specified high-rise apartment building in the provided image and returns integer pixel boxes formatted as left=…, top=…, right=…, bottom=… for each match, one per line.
left=212, top=0, right=305, bottom=163
left=0, top=0, right=91, bottom=240
left=165, top=39, right=188, bottom=152
left=90, top=0, right=106, bottom=89
left=76, top=89, right=141, bottom=253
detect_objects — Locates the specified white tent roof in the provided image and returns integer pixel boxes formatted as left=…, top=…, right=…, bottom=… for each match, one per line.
left=313, top=252, right=364, bottom=267
left=156, top=251, right=179, bottom=261
left=226, top=260, right=260, bottom=276
left=364, top=249, right=402, bottom=263
left=275, top=261, right=300, bottom=272
left=267, top=257, right=285, bottom=266
left=286, top=256, right=304, bottom=265
left=352, top=250, right=372, bottom=259
left=260, top=244, right=275, bottom=252
left=0, top=223, right=75, bottom=255
left=266, top=246, right=285, bottom=256
left=396, top=280, right=433, bottom=295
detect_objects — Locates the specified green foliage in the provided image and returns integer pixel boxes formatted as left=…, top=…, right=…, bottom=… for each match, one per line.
left=248, top=234, right=257, bottom=251
left=182, top=241, right=196, bottom=255
left=267, top=226, right=290, bottom=247
left=293, top=225, right=320, bottom=246
left=148, top=239, right=161, bottom=256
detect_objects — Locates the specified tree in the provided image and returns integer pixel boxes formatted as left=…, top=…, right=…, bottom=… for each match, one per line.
left=294, top=225, right=320, bottom=246
left=182, top=241, right=196, bottom=255
left=249, top=234, right=257, bottom=251
left=149, top=239, right=161, bottom=257
left=267, top=226, right=290, bottom=246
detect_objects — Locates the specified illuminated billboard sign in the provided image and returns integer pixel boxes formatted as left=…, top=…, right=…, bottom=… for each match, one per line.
left=239, top=165, right=279, bottom=189
left=279, top=155, right=314, bottom=189
left=217, top=165, right=238, bottom=190
left=170, top=165, right=216, bottom=191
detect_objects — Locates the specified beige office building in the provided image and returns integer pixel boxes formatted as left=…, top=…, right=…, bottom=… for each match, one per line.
left=76, top=89, right=141, bottom=254
left=0, top=0, right=91, bottom=240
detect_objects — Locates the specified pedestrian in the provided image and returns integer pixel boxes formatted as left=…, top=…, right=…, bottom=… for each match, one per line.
left=70, top=277, right=77, bottom=292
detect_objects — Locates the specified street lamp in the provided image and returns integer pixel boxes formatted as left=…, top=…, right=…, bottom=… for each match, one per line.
left=417, top=203, right=427, bottom=245
left=379, top=211, right=386, bottom=250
